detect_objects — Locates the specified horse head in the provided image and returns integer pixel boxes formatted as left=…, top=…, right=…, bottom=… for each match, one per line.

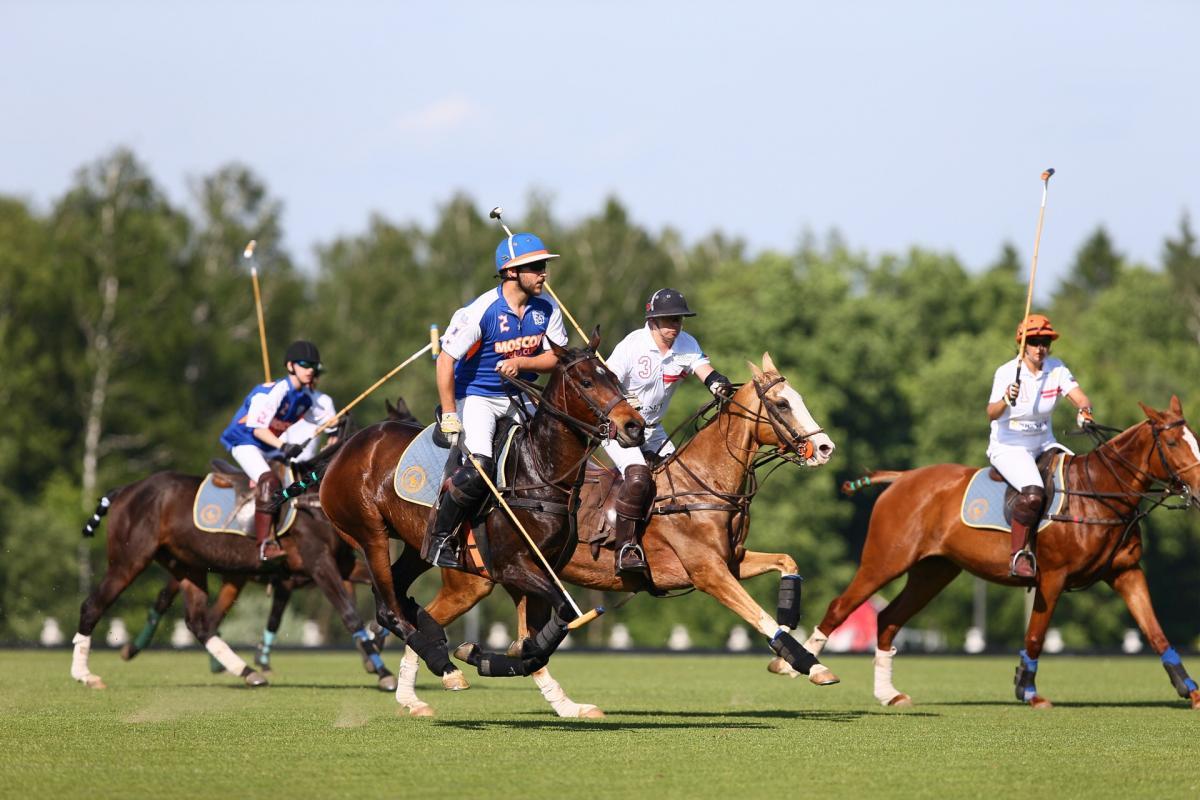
left=742, top=352, right=835, bottom=466
left=545, top=327, right=645, bottom=448
left=1137, top=395, right=1200, bottom=500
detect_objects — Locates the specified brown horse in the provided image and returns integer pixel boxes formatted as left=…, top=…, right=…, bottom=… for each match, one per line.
left=71, top=459, right=387, bottom=690
left=806, top=396, right=1200, bottom=710
left=317, top=333, right=645, bottom=683
left=392, top=353, right=842, bottom=717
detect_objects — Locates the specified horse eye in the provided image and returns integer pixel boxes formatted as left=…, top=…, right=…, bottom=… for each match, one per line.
left=776, top=400, right=790, bottom=410
left=581, top=378, right=593, bottom=388
left=1167, top=439, right=1179, bottom=448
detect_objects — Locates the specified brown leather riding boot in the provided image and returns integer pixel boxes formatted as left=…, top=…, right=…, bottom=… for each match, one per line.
left=613, top=464, right=654, bottom=577
left=254, top=471, right=285, bottom=562
left=1008, top=519, right=1035, bottom=579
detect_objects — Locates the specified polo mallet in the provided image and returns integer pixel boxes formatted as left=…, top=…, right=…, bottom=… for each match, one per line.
left=1011, top=168, right=1055, bottom=404
left=292, top=326, right=439, bottom=452
left=490, top=206, right=613, bottom=370
left=245, top=240, right=271, bottom=383
left=462, top=449, right=603, bottom=630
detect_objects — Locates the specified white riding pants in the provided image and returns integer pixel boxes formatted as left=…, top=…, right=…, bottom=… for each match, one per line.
left=601, top=424, right=675, bottom=475
left=460, top=394, right=525, bottom=459
left=987, top=442, right=1043, bottom=490
left=230, top=444, right=272, bottom=482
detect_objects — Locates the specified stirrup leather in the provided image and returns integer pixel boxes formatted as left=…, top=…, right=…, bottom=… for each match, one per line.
left=1009, top=549, right=1037, bottom=577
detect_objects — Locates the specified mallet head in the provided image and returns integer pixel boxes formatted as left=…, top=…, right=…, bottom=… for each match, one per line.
left=243, top=240, right=257, bottom=259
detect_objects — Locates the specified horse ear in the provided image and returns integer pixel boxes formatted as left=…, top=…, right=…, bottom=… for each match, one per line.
left=1170, top=394, right=1183, bottom=417
left=746, top=360, right=764, bottom=381
left=550, top=338, right=570, bottom=360
left=587, top=325, right=602, bottom=353
left=762, top=352, right=778, bottom=374
left=1139, top=401, right=1161, bottom=421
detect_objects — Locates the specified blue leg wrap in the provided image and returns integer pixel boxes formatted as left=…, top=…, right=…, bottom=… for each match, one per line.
left=1014, top=649, right=1038, bottom=702
left=1161, top=647, right=1199, bottom=696
left=261, top=629, right=276, bottom=653
left=353, top=628, right=387, bottom=672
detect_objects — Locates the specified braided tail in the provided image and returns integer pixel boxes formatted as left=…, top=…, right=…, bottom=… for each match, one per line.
left=82, top=489, right=121, bottom=537
left=841, top=470, right=906, bottom=497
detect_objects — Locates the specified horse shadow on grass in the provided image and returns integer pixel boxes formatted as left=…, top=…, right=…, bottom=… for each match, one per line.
left=432, top=708, right=937, bottom=731
left=931, top=699, right=1189, bottom=710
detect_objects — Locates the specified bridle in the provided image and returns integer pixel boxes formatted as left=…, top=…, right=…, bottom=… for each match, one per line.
left=503, top=349, right=629, bottom=444
left=747, top=374, right=822, bottom=464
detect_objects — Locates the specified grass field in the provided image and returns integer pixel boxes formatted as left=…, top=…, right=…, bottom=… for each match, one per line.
left=1, top=649, right=1195, bottom=799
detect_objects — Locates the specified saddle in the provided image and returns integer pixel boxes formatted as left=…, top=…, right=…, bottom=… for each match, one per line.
left=961, top=447, right=1069, bottom=532
left=194, top=461, right=298, bottom=536
left=988, top=448, right=1062, bottom=525
left=578, top=463, right=622, bottom=558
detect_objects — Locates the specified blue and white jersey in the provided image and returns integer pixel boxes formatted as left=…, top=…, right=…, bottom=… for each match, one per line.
left=219, top=378, right=332, bottom=452
left=440, top=286, right=568, bottom=398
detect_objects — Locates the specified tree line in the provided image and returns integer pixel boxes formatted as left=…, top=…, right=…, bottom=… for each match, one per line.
left=2, top=147, right=1198, bottom=650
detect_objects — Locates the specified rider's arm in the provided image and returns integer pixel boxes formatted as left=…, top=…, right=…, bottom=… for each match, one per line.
left=693, top=363, right=715, bottom=383
left=247, top=383, right=287, bottom=448
left=1066, top=386, right=1092, bottom=412
left=436, top=351, right=459, bottom=414
left=514, top=351, right=559, bottom=373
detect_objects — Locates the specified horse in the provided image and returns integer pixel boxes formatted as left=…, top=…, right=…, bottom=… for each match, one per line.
left=807, top=396, right=1200, bottom=710
left=317, top=332, right=645, bottom=685
left=391, top=352, right=842, bottom=717
left=118, top=559, right=392, bottom=687
left=71, top=452, right=390, bottom=690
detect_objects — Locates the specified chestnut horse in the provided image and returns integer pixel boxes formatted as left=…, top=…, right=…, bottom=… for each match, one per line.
left=807, top=397, right=1200, bottom=710
left=317, top=333, right=645, bottom=684
left=71, top=458, right=387, bottom=690
left=392, top=353, right=841, bottom=717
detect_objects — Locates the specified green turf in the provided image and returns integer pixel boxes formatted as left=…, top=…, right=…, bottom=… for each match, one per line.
left=1, top=650, right=1195, bottom=799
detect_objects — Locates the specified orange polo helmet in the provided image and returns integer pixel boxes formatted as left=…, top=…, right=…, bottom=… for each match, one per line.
left=1015, top=313, right=1059, bottom=342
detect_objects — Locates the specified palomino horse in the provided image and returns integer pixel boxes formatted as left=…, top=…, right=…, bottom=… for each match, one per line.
left=392, top=353, right=841, bottom=717
left=808, top=397, right=1200, bottom=710
left=317, top=332, right=645, bottom=684
left=71, top=456, right=388, bottom=690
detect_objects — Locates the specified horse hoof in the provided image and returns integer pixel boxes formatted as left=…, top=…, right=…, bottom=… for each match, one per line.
left=119, top=644, right=137, bottom=661
left=1029, top=695, right=1053, bottom=709
left=767, top=657, right=801, bottom=678
left=579, top=705, right=605, bottom=719
left=808, top=666, right=840, bottom=686
left=378, top=675, right=398, bottom=693
left=243, top=671, right=269, bottom=688
left=452, top=643, right=478, bottom=664
left=888, top=694, right=913, bottom=708
left=1188, top=689, right=1200, bottom=710
left=405, top=704, right=435, bottom=718
left=442, top=670, right=470, bottom=691
left=85, top=675, right=107, bottom=690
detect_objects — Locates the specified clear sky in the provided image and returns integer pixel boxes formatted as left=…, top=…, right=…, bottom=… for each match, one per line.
left=3, top=1, right=1198, bottom=295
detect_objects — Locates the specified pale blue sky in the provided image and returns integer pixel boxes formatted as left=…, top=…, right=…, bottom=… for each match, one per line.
left=3, top=1, right=1198, bottom=295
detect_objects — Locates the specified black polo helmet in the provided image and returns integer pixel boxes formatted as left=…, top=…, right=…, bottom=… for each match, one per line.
left=284, top=340, right=322, bottom=372
left=644, top=288, right=696, bottom=319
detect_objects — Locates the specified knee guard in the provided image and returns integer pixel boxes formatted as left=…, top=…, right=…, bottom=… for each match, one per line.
left=1013, top=485, right=1045, bottom=528
left=448, top=456, right=495, bottom=507
left=255, top=471, right=282, bottom=514
left=615, top=464, right=655, bottom=521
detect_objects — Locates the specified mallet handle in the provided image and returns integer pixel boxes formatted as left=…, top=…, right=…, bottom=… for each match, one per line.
left=1012, top=168, right=1055, bottom=404
left=246, top=239, right=271, bottom=384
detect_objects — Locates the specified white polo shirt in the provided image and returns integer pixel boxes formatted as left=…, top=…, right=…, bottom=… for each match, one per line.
left=988, top=356, right=1078, bottom=450
left=607, top=324, right=710, bottom=428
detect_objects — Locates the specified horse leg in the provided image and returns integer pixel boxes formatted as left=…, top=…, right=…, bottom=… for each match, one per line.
left=307, top=550, right=398, bottom=693
left=1014, top=570, right=1067, bottom=709
left=870, top=557, right=962, bottom=708
left=808, top=556, right=913, bottom=663
left=394, top=569, right=492, bottom=717
left=735, top=550, right=808, bottom=678
left=172, top=565, right=267, bottom=688
left=205, top=576, right=248, bottom=674
left=256, top=580, right=292, bottom=673
left=1108, top=567, right=1200, bottom=709
left=121, top=576, right=181, bottom=661
left=379, top=543, right=456, bottom=680
left=683, top=553, right=838, bottom=685
left=519, top=594, right=605, bottom=719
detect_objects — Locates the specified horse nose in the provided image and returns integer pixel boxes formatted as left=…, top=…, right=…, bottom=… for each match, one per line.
left=624, top=420, right=645, bottom=445
left=817, top=442, right=834, bottom=458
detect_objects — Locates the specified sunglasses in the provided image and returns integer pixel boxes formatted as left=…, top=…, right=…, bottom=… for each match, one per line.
left=518, top=264, right=548, bottom=274
left=293, top=360, right=323, bottom=373
left=1026, top=338, right=1053, bottom=349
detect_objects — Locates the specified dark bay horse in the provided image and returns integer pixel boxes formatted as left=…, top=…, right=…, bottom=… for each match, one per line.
left=393, top=353, right=841, bottom=717
left=72, top=460, right=387, bottom=690
left=318, top=333, right=644, bottom=685
left=809, top=397, right=1200, bottom=710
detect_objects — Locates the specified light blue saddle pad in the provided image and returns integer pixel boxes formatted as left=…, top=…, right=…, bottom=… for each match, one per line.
left=393, top=423, right=520, bottom=508
left=959, top=453, right=1067, bottom=533
left=192, top=467, right=297, bottom=537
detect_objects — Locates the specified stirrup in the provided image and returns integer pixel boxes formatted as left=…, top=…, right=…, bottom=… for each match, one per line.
left=1009, top=549, right=1037, bottom=578
left=425, top=534, right=463, bottom=569
left=616, top=542, right=649, bottom=575
left=259, top=540, right=285, bottom=562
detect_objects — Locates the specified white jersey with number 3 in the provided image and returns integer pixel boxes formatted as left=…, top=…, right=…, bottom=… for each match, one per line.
left=606, top=324, right=710, bottom=428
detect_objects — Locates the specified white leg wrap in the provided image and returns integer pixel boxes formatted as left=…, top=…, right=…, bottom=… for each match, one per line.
left=532, top=667, right=596, bottom=718
left=755, top=612, right=778, bottom=637
left=395, top=646, right=429, bottom=712
left=873, top=646, right=902, bottom=705
left=205, top=637, right=249, bottom=676
left=803, top=627, right=829, bottom=657
left=71, top=633, right=99, bottom=684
